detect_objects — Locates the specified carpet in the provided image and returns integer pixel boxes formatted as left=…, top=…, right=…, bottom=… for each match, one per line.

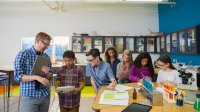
left=0, top=85, right=95, bottom=97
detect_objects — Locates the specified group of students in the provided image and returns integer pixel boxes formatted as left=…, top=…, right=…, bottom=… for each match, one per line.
left=14, top=32, right=181, bottom=112
left=104, top=47, right=154, bottom=84
left=103, top=46, right=181, bottom=85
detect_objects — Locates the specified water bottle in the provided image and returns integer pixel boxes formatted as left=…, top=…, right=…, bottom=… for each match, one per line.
left=194, top=94, right=200, bottom=111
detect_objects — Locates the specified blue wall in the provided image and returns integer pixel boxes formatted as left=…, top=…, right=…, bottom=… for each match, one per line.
left=158, top=0, right=200, bottom=65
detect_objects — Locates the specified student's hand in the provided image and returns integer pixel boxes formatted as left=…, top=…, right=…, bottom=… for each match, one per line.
left=37, top=76, right=50, bottom=86
left=138, top=78, right=144, bottom=83
left=108, top=83, right=116, bottom=90
left=107, top=80, right=116, bottom=90
left=55, top=89, right=64, bottom=94
left=72, top=88, right=80, bottom=94
left=41, top=66, right=50, bottom=74
left=94, top=94, right=97, bottom=100
left=119, top=72, right=125, bottom=78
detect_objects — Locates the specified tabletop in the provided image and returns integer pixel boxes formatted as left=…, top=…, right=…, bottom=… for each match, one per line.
left=92, top=83, right=196, bottom=112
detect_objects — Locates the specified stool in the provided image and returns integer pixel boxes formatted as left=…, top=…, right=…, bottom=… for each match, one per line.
left=49, top=74, right=57, bottom=110
left=52, top=74, right=57, bottom=86
left=0, top=77, right=8, bottom=112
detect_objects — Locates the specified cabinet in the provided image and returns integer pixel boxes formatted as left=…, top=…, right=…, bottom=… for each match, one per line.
left=147, top=37, right=156, bottom=52
left=160, top=35, right=166, bottom=52
left=179, top=31, right=186, bottom=53
left=186, top=28, right=197, bottom=53
left=125, top=37, right=134, bottom=51
left=159, top=25, right=200, bottom=54
left=93, top=36, right=103, bottom=52
left=171, top=33, right=178, bottom=53
left=166, top=34, right=171, bottom=52
left=115, top=37, right=124, bottom=52
left=72, top=36, right=158, bottom=53
left=177, top=25, right=200, bottom=54
left=83, top=36, right=92, bottom=53
left=72, top=37, right=82, bottom=52
left=135, top=36, right=157, bottom=53
left=156, top=37, right=160, bottom=52
left=135, top=37, right=145, bottom=52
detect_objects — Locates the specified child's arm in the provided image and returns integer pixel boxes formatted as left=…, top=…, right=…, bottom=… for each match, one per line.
left=73, top=81, right=85, bottom=94
left=56, top=68, right=61, bottom=87
left=129, top=65, right=140, bottom=82
left=91, top=76, right=98, bottom=95
left=116, top=63, right=122, bottom=78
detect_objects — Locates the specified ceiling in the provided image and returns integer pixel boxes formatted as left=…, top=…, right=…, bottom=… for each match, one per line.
left=0, top=0, right=176, bottom=4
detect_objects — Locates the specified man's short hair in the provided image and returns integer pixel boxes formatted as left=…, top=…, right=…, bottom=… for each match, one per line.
left=86, top=48, right=100, bottom=58
left=35, top=32, right=52, bottom=42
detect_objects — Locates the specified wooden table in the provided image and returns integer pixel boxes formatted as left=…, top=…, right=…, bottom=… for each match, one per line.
left=0, top=67, right=13, bottom=112
left=92, top=83, right=196, bottom=112
left=0, top=67, right=14, bottom=98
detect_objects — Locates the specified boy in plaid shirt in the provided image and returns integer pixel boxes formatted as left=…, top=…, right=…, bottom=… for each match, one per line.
left=56, top=50, right=85, bottom=112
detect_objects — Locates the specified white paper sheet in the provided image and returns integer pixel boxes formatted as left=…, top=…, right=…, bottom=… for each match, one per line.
left=115, top=85, right=133, bottom=91
left=55, top=86, right=75, bottom=93
left=99, top=90, right=129, bottom=106
left=155, top=87, right=164, bottom=94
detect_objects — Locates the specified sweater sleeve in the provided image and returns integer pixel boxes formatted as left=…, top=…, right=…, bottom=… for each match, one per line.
left=174, top=70, right=182, bottom=84
left=156, top=70, right=162, bottom=83
left=116, top=63, right=121, bottom=79
left=129, top=64, right=140, bottom=82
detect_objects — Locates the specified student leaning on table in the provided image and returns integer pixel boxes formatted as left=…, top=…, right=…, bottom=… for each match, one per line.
left=129, top=52, right=154, bottom=82
left=56, top=50, right=85, bottom=112
left=156, top=54, right=182, bottom=84
left=86, top=48, right=116, bottom=97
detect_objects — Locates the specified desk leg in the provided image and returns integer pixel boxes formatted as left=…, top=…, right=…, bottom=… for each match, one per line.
left=7, top=72, right=11, bottom=112
left=3, top=79, right=6, bottom=112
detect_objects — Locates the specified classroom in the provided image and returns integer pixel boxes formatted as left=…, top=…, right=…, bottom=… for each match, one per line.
left=0, top=0, right=200, bottom=112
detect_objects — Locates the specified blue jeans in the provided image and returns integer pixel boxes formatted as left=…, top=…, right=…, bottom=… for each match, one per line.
left=118, top=78, right=131, bottom=84
left=118, top=79, right=125, bottom=84
left=19, top=95, right=50, bottom=112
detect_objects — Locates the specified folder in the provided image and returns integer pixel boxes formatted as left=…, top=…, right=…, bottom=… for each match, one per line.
left=31, top=55, right=51, bottom=75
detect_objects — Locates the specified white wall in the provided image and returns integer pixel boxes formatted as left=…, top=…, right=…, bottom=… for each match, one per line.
left=0, top=2, right=159, bottom=66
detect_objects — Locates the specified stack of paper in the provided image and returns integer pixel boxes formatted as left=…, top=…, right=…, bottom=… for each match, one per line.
left=99, top=90, right=129, bottom=106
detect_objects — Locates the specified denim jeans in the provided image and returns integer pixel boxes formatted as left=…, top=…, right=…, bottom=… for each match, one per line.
left=118, top=79, right=125, bottom=84
left=19, top=95, right=50, bottom=112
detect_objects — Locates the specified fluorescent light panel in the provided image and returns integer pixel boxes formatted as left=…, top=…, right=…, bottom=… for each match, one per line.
left=5, top=0, right=165, bottom=1
left=4, top=0, right=168, bottom=3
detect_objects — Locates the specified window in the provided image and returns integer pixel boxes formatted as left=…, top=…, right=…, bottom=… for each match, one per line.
left=21, top=36, right=69, bottom=64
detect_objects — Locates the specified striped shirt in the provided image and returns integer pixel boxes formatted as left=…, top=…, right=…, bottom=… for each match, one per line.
left=56, top=65, right=85, bottom=108
left=14, top=46, right=52, bottom=99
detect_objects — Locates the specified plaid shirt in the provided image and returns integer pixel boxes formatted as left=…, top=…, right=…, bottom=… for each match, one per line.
left=14, top=46, right=52, bottom=99
left=56, top=65, right=84, bottom=108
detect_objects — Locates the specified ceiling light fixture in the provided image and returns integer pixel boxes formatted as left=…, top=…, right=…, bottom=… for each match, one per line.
left=41, top=0, right=175, bottom=12
left=42, top=0, right=67, bottom=12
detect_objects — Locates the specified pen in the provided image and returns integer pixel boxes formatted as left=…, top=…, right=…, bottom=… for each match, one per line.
left=113, top=79, right=116, bottom=84
left=141, top=71, right=145, bottom=78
